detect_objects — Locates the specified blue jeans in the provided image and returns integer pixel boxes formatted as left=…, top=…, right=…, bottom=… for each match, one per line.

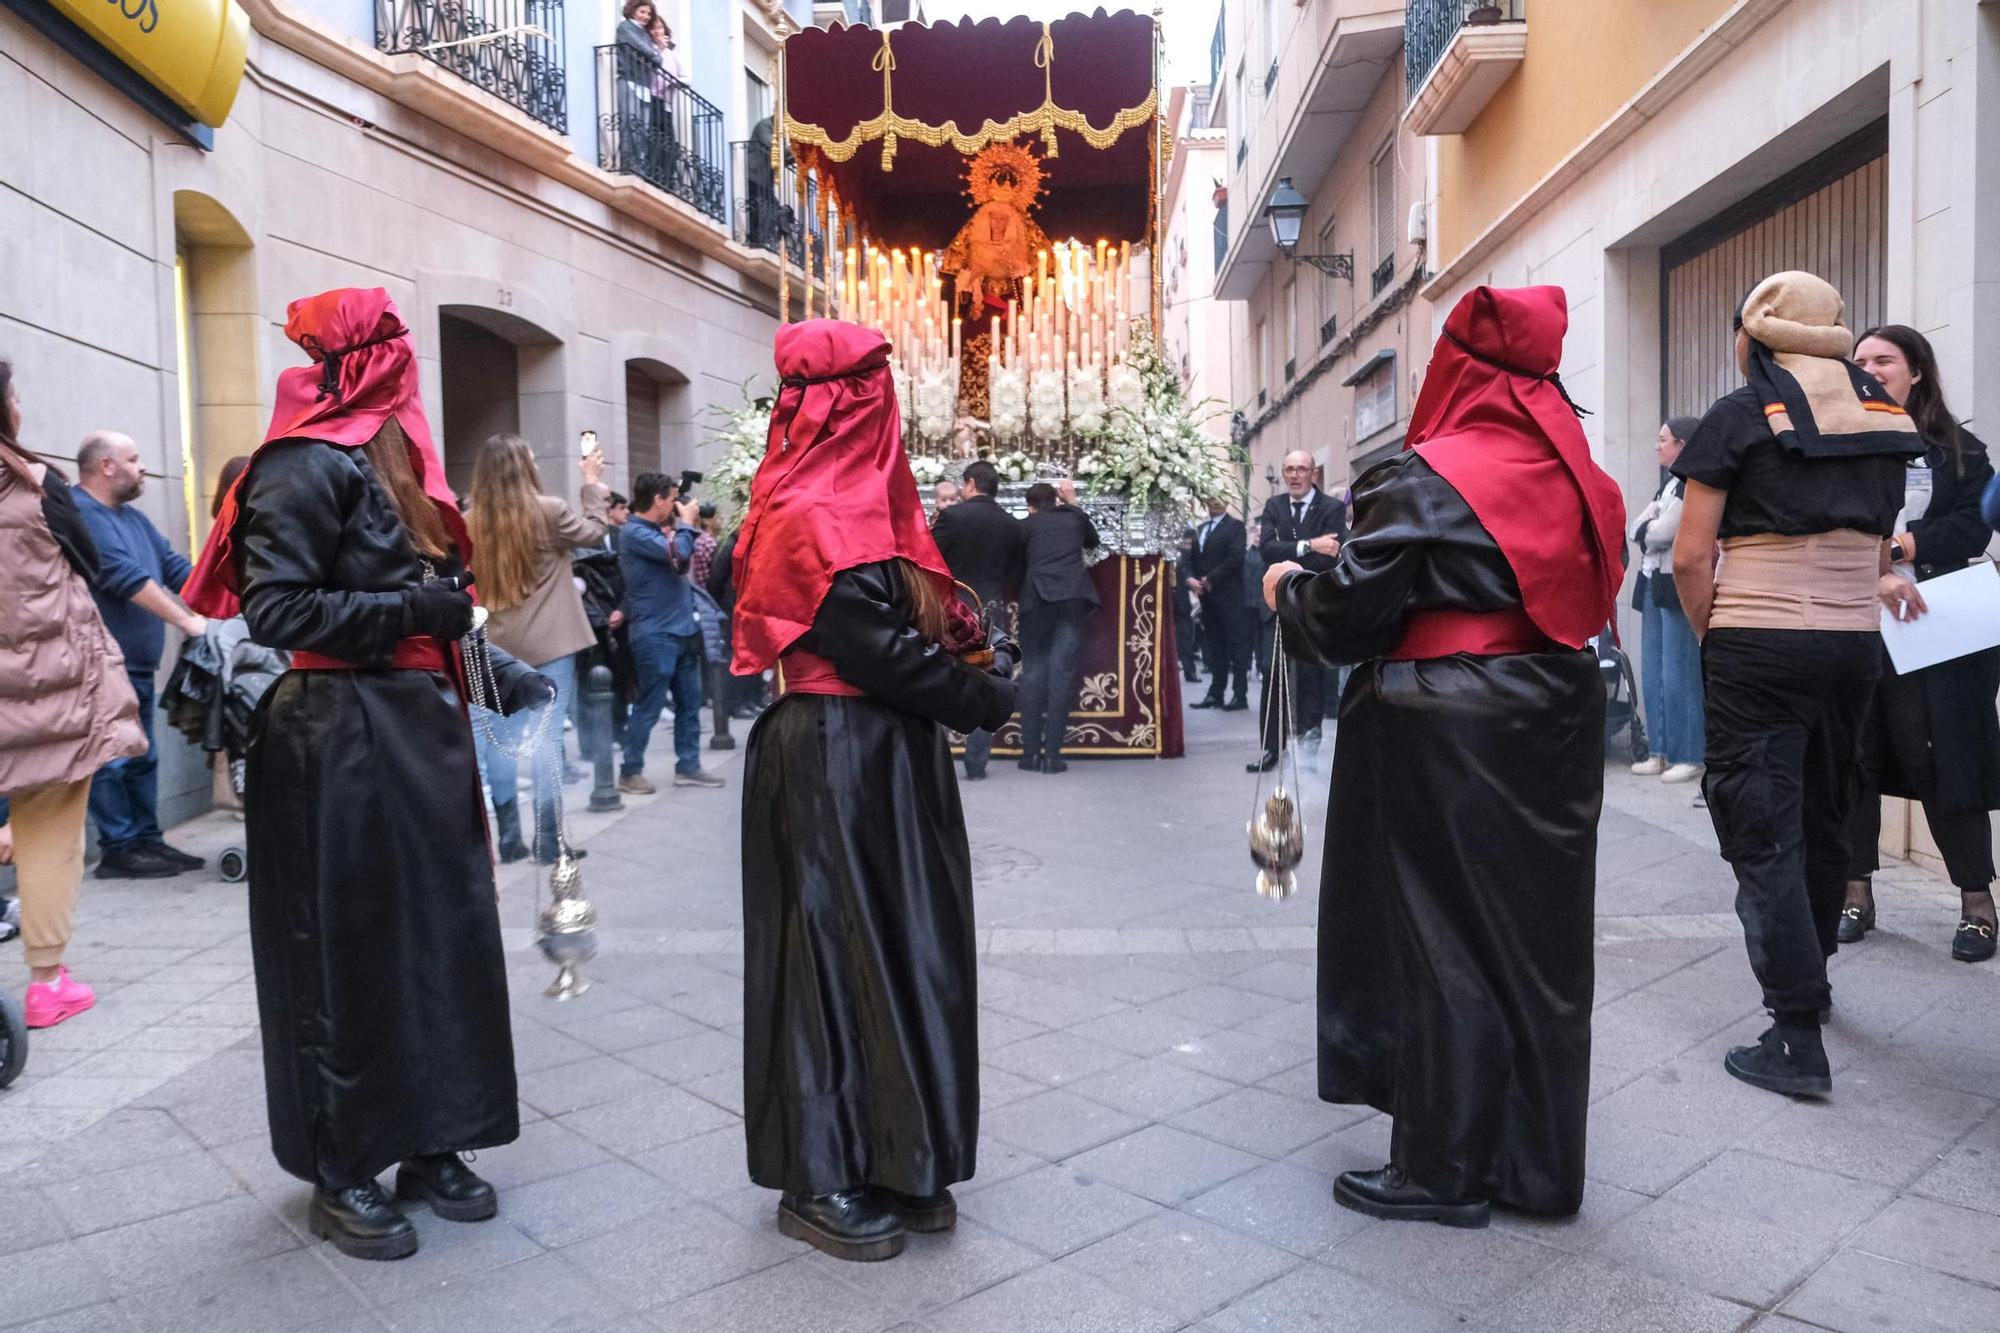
left=1641, top=599, right=1706, bottom=765
left=88, top=669, right=161, bottom=852
left=475, top=653, right=576, bottom=856
left=623, top=632, right=704, bottom=776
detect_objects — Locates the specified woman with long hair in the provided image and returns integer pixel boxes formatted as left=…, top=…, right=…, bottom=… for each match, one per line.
left=733, top=320, right=1017, bottom=1262
left=0, top=357, right=147, bottom=1027
left=1672, top=272, right=1923, bottom=1100
left=1630, top=416, right=1707, bottom=784
left=185, top=288, right=552, bottom=1261
left=1840, top=324, right=1998, bottom=962
left=467, top=434, right=605, bottom=862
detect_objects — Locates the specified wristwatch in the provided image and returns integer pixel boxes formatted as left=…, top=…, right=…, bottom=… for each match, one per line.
left=1888, top=536, right=1910, bottom=564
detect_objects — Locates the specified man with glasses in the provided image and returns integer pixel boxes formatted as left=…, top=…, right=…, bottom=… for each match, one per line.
left=1248, top=451, right=1345, bottom=771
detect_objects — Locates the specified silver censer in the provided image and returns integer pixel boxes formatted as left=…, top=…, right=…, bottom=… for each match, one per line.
left=536, top=852, right=598, bottom=1000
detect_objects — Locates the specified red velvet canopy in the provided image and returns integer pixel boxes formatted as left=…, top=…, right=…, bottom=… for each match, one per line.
left=782, top=8, right=1156, bottom=246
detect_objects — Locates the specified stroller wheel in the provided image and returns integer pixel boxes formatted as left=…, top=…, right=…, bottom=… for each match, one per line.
left=0, top=991, right=27, bottom=1090
left=218, top=847, right=248, bottom=883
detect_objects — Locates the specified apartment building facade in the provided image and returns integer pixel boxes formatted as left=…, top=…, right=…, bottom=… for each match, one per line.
left=1209, top=0, right=1431, bottom=509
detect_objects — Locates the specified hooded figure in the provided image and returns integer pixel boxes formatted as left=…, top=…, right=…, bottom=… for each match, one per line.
left=186, top=288, right=552, bottom=1262
left=1266, top=285, right=1625, bottom=1227
left=1669, top=272, right=1919, bottom=1101
left=734, top=319, right=1017, bottom=1263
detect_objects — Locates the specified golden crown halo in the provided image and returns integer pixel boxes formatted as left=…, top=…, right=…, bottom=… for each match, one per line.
left=966, top=140, right=1044, bottom=211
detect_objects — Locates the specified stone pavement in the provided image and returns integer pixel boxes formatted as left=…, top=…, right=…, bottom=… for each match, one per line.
left=2, top=703, right=1998, bottom=1333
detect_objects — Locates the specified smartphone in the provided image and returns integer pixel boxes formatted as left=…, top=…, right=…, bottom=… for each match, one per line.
left=578, top=429, right=599, bottom=458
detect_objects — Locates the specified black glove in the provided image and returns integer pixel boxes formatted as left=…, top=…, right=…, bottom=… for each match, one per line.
left=403, top=578, right=475, bottom=641
left=980, top=676, right=1018, bottom=733
left=500, top=671, right=557, bottom=717
left=986, top=623, right=1020, bottom=680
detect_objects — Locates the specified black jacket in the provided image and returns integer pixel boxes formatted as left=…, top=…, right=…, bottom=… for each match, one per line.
left=1887, top=430, right=2000, bottom=811
left=1019, top=504, right=1101, bottom=609
left=1257, top=489, right=1347, bottom=572
left=931, top=493, right=1024, bottom=606
left=1189, top=513, right=1245, bottom=602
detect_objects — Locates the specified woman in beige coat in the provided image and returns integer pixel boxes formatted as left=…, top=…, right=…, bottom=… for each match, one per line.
left=0, top=358, right=147, bottom=1027
left=467, top=434, right=607, bottom=862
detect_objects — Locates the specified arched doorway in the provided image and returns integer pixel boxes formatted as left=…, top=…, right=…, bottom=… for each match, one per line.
left=624, top=356, right=693, bottom=483
left=437, top=304, right=565, bottom=495
left=171, top=190, right=259, bottom=542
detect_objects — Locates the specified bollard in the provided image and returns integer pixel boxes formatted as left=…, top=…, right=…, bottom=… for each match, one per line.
left=707, top=660, right=735, bottom=750
left=580, top=662, right=624, bottom=812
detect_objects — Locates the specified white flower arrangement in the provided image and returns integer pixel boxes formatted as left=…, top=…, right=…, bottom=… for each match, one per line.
left=702, top=392, right=775, bottom=513
left=1027, top=367, right=1067, bottom=446
left=1073, top=451, right=1103, bottom=479
left=988, top=364, right=1028, bottom=440
left=892, top=365, right=913, bottom=429
left=986, top=448, right=1036, bottom=482
left=1106, top=361, right=1145, bottom=418
left=1067, top=361, right=1107, bottom=437
left=913, top=368, right=957, bottom=441
left=907, top=455, right=951, bottom=485
left=1087, top=327, right=1242, bottom=508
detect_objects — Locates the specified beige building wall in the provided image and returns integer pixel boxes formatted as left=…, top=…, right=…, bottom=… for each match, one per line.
left=1417, top=0, right=2000, bottom=874
left=1160, top=85, right=1231, bottom=441
left=1, top=3, right=795, bottom=826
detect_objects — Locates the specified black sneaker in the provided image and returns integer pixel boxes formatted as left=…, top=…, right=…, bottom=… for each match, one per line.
left=1723, top=1020, right=1831, bottom=1098
left=1952, top=917, right=1996, bottom=963
left=777, top=1191, right=904, bottom=1262
left=309, top=1181, right=418, bottom=1260
left=143, top=841, right=205, bottom=871
left=95, top=845, right=181, bottom=880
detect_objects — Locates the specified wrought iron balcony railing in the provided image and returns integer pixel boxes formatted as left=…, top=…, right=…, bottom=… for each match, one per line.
left=597, top=44, right=727, bottom=222
left=376, top=0, right=567, bottom=132
left=731, top=141, right=827, bottom=278
left=1405, top=0, right=1524, bottom=102
left=1371, top=254, right=1396, bottom=297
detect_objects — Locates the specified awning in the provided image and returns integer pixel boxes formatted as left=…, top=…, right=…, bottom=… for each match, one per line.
left=46, top=0, right=248, bottom=129
left=1341, top=347, right=1396, bottom=386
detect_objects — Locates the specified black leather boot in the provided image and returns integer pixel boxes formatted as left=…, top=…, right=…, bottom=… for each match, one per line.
left=395, top=1153, right=498, bottom=1221
left=492, top=801, right=530, bottom=864
left=1333, top=1165, right=1489, bottom=1228
left=777, top=1191, right=905, bottom=1261
left=309, top=1180, right=419, bottom=1260
left=1724, top=1017, right=1831, bottom=1097
left=875, top=1187, right=956, bottom=1233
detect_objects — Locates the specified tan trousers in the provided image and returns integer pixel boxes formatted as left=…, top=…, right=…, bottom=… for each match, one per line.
left=8, top=777, right=89, bottom=970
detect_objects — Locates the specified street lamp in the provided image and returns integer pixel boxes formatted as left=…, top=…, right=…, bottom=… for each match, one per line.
left=1264, top=176, right=1353, bottom=281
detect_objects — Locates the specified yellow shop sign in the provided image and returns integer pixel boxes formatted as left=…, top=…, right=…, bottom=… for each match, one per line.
left=47, top=0, right=249, bottom=128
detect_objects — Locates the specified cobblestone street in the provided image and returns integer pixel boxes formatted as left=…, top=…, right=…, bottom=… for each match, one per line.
left=3, top=707, right=1998, bottom=1332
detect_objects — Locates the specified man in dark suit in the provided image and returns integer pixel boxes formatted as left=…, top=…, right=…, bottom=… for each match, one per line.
left=931, top=460, right=1025, bottom=779
left=1172, top=526, right=1201, bottom=683
left=1015, top=479, right=1100, bottom=772
left=1249, top=451, right=1347, bottom=770
left=1188, top=496, right=1249, bottom=710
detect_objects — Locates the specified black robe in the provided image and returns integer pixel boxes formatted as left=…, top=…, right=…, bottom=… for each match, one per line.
left=742, top=561, right=1014, bottom=1198
left=1275, top=453, right=1603, bottom=1216
left=236, top=439, right=520, bottom=1191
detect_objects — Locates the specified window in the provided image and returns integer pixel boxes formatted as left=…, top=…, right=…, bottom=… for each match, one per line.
left=1314, top=212, right=1340, bottom=344
left=1233, top=59, right=1247, bottom=148
left=1371, top=142, right=1396, bottom=296
left=1353, top=353, right=1397, bottom=440
left=1283, top=281, right=1297, bottom=380
left=746, top=69, right=772, bottom=127
left=1263, top=0, right=1278, bottom=67
left=1253, top=316, right=1268, bottom=403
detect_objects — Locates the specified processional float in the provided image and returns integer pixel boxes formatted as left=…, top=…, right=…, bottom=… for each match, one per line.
left=753, top=6, right=1227, bottom=759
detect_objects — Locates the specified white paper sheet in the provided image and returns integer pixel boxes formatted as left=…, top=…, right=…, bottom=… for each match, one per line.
left=1880, top=562, right=2000, bottom=674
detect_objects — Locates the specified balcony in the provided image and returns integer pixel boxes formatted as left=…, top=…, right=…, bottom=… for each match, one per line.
left=1404, top=0, right=1526, bottom=137
left=376, top=0, right=567, bottom=133
left=597, top=45, right=727, bottom=222
left=730, top=142, right=828, bottom=278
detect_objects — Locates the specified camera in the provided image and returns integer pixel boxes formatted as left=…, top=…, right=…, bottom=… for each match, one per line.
left=677, top=468, right=704, bottom=499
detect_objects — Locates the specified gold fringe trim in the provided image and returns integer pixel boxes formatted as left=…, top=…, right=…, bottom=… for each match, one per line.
left=786, top=93, right=1158, bottom=168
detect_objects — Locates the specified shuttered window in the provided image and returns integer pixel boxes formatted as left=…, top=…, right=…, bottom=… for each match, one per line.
left=1662, top=122, right=1887, bottom=421
left=1371, top=144, right=1395, bottom=267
